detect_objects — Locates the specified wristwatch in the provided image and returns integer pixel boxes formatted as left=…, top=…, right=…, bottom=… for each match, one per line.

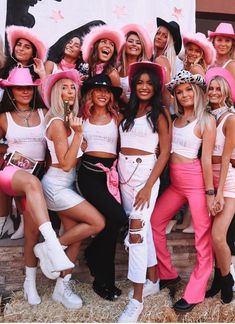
left=205, top=189, right=215, bottom=195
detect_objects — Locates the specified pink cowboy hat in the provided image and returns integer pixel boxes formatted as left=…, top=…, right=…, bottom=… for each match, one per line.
left=121, top=24, right=153, bottom=59
left=128, top=61, right=165, bottom=91
left=82, top=25, right=125, bottom=62
left=208, top=23, right=235, bottom=40
left=0, top=67, right=41, bottom=87
left=6, top=25, right=48, bottom=61
left=183, top=32, right=216, bottom=65
left=205, top=67, right=235, bottom=102
left=41, top=69, right=81, bottom=108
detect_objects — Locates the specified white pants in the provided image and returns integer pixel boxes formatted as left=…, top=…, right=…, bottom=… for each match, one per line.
left=118, top=153, right=160, bottom=283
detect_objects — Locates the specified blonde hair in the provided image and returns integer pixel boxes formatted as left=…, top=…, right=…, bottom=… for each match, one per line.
left=174, top=83, right=209, bottom=132
left=206, top=76, right=234, bottom=108
left=119, top=31, right=148, bottom=76
left=183, top=43, right=207, bottom=72
left=0, top=35, right=6, bottom=69
left=45, top=78, right=79, bottom=124
left=153, top=27, right=177, bottom=77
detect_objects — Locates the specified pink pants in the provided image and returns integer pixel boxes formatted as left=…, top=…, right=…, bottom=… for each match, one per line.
left=151, top=159, right=213, bottom=303
left=0, top=165, right=26, bottom=211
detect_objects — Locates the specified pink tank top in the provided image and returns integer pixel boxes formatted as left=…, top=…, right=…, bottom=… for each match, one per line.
left=213, top=113, right=235, bottom=159
left=5, top=109, right=46, bottom=161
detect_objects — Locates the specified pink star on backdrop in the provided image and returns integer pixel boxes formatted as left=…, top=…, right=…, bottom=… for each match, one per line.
left=172, top=7, right=183, bottom=21
left=50, top=9, right=64, bottom=23
left=113, top=5, right=127, bottom=19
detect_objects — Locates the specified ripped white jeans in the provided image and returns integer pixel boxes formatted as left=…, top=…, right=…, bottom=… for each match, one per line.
left=118, top=153, right=160, bottom=283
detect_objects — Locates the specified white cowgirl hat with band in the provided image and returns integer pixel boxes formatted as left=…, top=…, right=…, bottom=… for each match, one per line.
left=166, top=70, right=206, bottom=94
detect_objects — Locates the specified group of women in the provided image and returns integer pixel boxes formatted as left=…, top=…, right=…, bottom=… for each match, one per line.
left=0, top=16, right=234, bottom=323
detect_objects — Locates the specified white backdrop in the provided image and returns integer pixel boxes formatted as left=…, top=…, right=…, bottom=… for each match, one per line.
left=0, top=0, right=195, bottom=47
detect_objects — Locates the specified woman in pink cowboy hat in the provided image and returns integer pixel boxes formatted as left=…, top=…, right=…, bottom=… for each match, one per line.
left=0, top=67, right=74, bottom=305
left=41, top=69, right=105, bottom=309
left=76, top=74, right=127, bottom=301
left=81, top=24, right=125, bottom=87
left=205, top=67, right=235, bottom=303
left=182, top=32, right=216, bottom=76
left=151, top=70, right=216, bottom=313
left=118, top=61, right=171, bottom=323
left=118, top=24, right=152, bottom=104
left=208, top=23, right=235, bottom=80
left=0, top=25, right=47, bottom=81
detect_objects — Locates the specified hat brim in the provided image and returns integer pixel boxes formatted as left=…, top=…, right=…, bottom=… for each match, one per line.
left=183, top=33, right=216, bottom=65
left=128, top=61, right=165, bottom=91
left=205, top=67, right=235, bottom=102
left=82, top=25, right=125, bottom=62
left=208, top=31, right=235, bottom=40
left=1, top=79, right=41, bottom=87
left=41, top=70, right=81, bottom=108
left=166, top=70, right=206, bottom=94
left=121, top=24, right=153, bottom=60
left=81, top=82, right=122, bottom=99
left=47, top=20, right=105, bottom=61
left=156, top=17, right=182, bottom=55
left=6, top=25, right=47, bottom=61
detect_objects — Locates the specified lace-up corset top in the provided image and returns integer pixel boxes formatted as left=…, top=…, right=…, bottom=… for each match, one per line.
left=83, top=118, right=118, bottom=154
left=171, top=118, right=202, bottom=159
left=119, top=115, right=159, bottom=153
left=5, top=109, right=46, bottom=161
left=45, top=117, right=82, bottom=164
left=213, top=113, right=235, bottom=159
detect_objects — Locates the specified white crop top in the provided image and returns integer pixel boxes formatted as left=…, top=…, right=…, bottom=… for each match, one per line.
left=213, top=113, right=235, bottom=159
left=171, top=119, right=202, bottom=159
left=83, top=118, right=118, bottom=155
left=45, top=117, right=82, bottom=164
left=5, top=109, right=46, bottom=161
left=119, top=115, right=159, bottom=153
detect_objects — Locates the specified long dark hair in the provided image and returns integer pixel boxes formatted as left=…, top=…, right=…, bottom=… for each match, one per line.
left=0, top=87, right=44, bottom=113
left=0, top=39, right=38, bottom=80
left=88, top=40, right=118, bottom=76
left=121, top=68, right=169, bottom=132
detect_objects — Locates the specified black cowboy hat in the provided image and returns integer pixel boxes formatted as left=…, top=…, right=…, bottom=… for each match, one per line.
left=81, top=74, right=122, bottom=98
left=156, top=17, right=182, bottom=55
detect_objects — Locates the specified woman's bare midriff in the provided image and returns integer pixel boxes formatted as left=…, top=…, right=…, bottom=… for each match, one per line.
left=120, top=148, right=153, bottom=156
left=170, top=152, right=197, bottom=164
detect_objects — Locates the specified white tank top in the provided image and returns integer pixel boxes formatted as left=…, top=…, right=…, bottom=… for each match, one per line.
left=83, top=118, right=118, bottom=155
left=119, top=114, right=159, bottom=153
left=222, top=59, right=234, bottom=69
left=45, top=117, right=82, bottom=164
left=213, top=113, right=235, bottom=159
left=120, top=76, right=130, bottom=100
left=171, top=119, right=202, bottom=159
left=5, top=109, right=46, bottom=161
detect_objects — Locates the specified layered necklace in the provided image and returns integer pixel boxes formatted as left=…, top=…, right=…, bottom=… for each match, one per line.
left=14, top=106, right=34, bottom=127
left=210, top=106, right=229, bottom=121
left=11, top=55, right=34, bottom=68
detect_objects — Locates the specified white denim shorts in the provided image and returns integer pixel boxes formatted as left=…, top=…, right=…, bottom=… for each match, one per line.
left=42, top=167, right=85, bottom=211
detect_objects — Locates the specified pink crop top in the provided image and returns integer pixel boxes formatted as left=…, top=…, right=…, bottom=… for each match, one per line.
left=5, top=109, right=46, bottom=161
left=45, top=117, right=82, bottom=164
left=119, top=115, right=159, bottom=153
left=83, top=118, right=118, bottom=155
left=213, top=113, right=235, bottom=159
left=171, top=119, right=202, bottom=159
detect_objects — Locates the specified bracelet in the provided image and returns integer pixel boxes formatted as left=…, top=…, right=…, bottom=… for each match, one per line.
left=205, top=189, right=215, bottom=195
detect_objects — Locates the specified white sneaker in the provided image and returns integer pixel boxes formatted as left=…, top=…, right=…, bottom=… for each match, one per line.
left=165, top=220, right=176, bottom=234
left=230, top=264, right=235, bottom=292
left=34, top=242, right=60, bottom=280
left=118, top=298, right=143, bottom=323
left=129, top=279, right=160, bottom=298
left=52, top=274, right=83, bottom=309
left=0, top=215, right=14, bottom=239
left=11, top=214, right=24, bottom=240
left=182, top=224, right=195, bottom=233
